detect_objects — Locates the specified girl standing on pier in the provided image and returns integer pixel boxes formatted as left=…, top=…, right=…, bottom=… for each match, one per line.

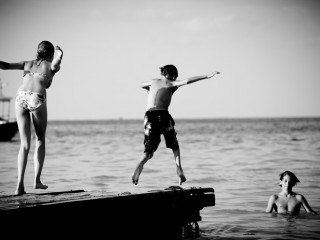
left=0, top=41, right=63, bottom=195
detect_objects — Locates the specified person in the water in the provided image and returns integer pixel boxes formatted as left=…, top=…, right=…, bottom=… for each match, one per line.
left=266, top=170, right=317, bottom=215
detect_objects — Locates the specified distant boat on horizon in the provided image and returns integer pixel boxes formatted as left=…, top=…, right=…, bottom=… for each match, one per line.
left=0, top=78, right=18, bottom=141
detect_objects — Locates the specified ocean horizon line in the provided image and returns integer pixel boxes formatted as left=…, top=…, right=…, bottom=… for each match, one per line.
left=48, top=116, right=320, bottom=122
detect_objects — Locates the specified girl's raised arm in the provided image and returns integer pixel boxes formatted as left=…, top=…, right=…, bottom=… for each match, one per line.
left=51, top=46, right=63, bottom=73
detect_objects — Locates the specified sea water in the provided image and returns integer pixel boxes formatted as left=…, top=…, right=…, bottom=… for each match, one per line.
left=1, top=118, right=320, bottom=239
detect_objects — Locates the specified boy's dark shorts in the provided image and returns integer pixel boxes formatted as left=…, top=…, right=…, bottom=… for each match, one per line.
left=143, top=110, right=179, bottom=153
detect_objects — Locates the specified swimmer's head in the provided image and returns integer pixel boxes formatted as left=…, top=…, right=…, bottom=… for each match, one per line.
left=160, top=65, right=178, bottom=81
left=36, top=41, right=54, bottom=61
left=279, top=170, right=300, bottom=187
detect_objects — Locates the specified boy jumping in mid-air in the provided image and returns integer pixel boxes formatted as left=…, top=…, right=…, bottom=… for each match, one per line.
left=266, top=170, right=317, bottom=215
left=132, top=64, right=219, bottom=185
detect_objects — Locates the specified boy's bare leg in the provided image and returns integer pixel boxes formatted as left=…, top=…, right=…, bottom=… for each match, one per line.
left=132, top=152, right=153, bottom=185
left=173, top=148, right=186, bottom=185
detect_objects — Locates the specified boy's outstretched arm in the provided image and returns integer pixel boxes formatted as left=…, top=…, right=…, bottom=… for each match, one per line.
left=51, top=46, right=63, bottom=73
left=172, top=71, right=220, bottom=87
left=141, top=80, right=151, bottom=90
left=0, top=61, right=25, bottom=70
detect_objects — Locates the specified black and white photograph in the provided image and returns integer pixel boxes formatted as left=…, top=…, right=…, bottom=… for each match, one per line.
left=1, top=0, right=319, bottom=239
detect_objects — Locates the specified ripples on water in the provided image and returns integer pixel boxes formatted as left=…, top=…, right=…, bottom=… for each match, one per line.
left=1, top=118, right=320, bottom=239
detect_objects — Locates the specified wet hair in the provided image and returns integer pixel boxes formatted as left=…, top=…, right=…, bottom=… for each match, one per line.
left=160, top=65, right=178, bottom=80
left=36, top=41, right=54, bottom=61
left=279, top=170, right=300, bottom=187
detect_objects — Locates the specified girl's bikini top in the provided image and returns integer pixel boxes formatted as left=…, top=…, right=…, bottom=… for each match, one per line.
left=23, top=72, right=52, bottom=89
left=23, top=59, right=53, bottom=88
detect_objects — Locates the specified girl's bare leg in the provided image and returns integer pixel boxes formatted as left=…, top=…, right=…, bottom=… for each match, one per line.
left=31, top=103, right=48, bottom=190
left=173, top=148, right=186, bottom=185
left=14, top=106, right=31, bottom=195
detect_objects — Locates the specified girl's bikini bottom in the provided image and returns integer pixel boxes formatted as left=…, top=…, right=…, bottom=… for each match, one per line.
left=16, top=91, right=46, bottom=112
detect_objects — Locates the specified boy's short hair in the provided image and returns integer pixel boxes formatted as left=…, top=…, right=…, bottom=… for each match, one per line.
left=279, top=170, right=300, bottom=187
left=160, top=65, right=178, bottom=80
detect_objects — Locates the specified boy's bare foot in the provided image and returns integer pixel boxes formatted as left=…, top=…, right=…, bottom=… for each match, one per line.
left=132, top=165, right=143, bottom=185
left=177, top=169, right=186, bottom=185
left=179, top=175, right=186, bottom=185
left=14, top=188, right=26, bottom=196
left=132, top=177, right=139, bottom=185
left=34, top=182, right=48, bottom=190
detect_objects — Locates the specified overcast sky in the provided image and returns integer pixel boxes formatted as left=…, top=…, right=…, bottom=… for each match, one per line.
left=1, top=0, right=319, bottom=120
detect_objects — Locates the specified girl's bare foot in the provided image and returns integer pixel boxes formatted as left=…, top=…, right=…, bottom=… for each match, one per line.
left=14, top=188, right=26, bottom=196
left=33, top=182, right=48, bottom=190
